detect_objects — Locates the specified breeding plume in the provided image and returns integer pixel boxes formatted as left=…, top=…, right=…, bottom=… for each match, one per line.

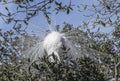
left=23, top=31, right=79, bottom=62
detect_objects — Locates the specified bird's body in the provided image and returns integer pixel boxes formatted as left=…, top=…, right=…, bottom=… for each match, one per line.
left=43, top=31, right=65, bottom=62
left=23, top=31, right=79, bottom=62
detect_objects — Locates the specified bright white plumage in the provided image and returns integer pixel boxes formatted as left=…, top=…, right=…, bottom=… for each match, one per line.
left=23, top=31, right=79, bottom=62
left=43, top=31, right=65, bottom=62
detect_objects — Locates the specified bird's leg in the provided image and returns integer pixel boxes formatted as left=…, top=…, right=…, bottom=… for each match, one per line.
left=54, top=51, right=60, bottom=62
left=49, top=56, right=55, bottom=62
left=48, top=52, right=60, bottom=62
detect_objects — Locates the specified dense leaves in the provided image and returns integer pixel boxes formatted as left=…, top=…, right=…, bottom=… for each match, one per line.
left=28, top=55, right=106, bottom=81
left=0, top=0, right=120, bottom=81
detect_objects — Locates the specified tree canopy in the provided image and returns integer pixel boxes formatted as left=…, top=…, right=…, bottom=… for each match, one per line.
left=0, top=0, right=120, bottom=81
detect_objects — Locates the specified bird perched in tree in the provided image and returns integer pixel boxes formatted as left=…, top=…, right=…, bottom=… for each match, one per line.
left=43, top=31, right=66, bottom=62
left=23, top=31, right=80, bottom=62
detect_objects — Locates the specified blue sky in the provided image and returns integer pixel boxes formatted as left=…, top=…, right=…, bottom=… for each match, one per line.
left=0, top=0, right=114, bottom=34
left=27, top=0, right=99, bottom=31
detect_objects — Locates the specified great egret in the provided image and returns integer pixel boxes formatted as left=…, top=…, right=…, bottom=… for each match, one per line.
left=23, top=31, right=80, bottom=62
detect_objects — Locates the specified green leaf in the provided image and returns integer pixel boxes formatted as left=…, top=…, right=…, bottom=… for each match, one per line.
left=67, top=8, right=70, bottom=14
left=84, top=5, right=87, bottom=10
left=5, top=7, right=8, bottom=11
left=55, top=1, right=62, bottom=9
left=44, top=13, right=51, bottom=24
left=29, top=0, right=34, bottom=2
left=24, top=20, right=28, bottom=25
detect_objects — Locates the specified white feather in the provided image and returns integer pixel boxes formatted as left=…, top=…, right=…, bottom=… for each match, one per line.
left=43, top=31, right=64, bottom=62
left=23, top=31, right=80, bottom=62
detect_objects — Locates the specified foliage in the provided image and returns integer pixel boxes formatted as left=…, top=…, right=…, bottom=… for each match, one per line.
left=0, top=0, right=73, bottom=26
left=0, top=53, right=106, bottom=81
left=77, top=0, right=120, bottom=80
left=28, top=54, right=106, bottom=81
left=0, top=0, right=120, bottom=81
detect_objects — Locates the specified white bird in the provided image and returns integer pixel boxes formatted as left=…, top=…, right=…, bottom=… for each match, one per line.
left=23, top=31, right=80, bottom=62
left=43, top=31, right=65, bottom=62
